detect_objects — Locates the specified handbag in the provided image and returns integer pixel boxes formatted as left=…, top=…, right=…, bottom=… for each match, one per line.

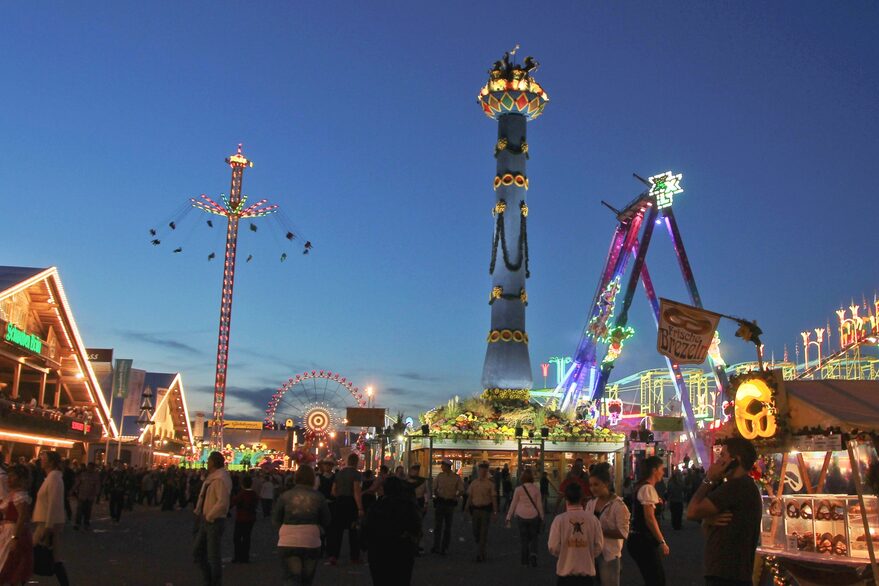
left=33, top=535, right=54, bottom=576
left=520, top=485, right=544, bottom=533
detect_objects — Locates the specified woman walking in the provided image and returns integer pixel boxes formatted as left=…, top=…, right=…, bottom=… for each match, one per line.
left=626, top=456, right=669, bottom=586
left=272, top=466, right=331, bottom=586
left=505, top=468, right=544, bottom=567
left=585, top=463, right=629, bottom=586
left=0, top=464, right=34, bottom=585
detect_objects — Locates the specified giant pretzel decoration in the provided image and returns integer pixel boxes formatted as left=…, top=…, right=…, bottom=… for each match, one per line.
left=734, top=379, right=777, bottom=440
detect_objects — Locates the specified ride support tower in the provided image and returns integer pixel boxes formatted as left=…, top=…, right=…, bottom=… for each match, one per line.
left=477, top=50, right=548, bottom=400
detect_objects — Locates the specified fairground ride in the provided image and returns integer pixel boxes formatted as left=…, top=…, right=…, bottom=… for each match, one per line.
left=553, top=172, right=728, bottom=465
left=150, top=145, right=312, bottom=450
left=263, top=370, right=367, bottom=445
left=534, top=297, right=879, bottom=437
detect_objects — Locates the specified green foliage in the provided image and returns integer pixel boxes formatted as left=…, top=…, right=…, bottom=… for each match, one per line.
left=532, top=406, right=547, bottom=429
left=461, top=397, right=495, bottom=420
left=443, top=396, right=461, bottom=420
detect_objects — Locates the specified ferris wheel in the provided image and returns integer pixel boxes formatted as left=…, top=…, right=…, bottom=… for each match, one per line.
left=264, top=370, right=366, bottom=438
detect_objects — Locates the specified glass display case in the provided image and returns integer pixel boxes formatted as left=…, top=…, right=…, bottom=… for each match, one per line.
left=760, top=495, right=878, bottom=560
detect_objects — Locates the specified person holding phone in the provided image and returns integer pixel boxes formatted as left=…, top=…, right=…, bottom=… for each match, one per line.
left=626, top=456, right=668, bottom=586
left=686, top=437, right=762, bottom=586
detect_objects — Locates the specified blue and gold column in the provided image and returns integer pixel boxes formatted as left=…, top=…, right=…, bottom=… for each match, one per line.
left=477, top=53, right=548, bottom=402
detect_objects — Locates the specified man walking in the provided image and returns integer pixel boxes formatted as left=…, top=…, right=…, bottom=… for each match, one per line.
left=431, top=459, right=463, bottom=555
left=327, top=452, right=364, bottom=565
left=466, top=461, right=497, bottom=562
left=73, top=462, right=100, bottom=530
left=33, top=451, right=70, bottom=585
left=193, top=451, right=232, bottom=586
left=686, top=437, right=762, bottom=586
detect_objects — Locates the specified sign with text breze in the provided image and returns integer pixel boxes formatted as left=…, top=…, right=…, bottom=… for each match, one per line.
left=657, top=298, right=720, bottom=365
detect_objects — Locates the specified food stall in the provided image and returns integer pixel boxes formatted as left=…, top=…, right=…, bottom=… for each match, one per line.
left=725, top=371, right=879, bottom=585
left=408, top=395, right=626, bottom=491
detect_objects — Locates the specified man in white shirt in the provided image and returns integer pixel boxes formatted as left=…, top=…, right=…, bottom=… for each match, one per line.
left=33, top=450, right=69, bottom=585
left=193, top=451, right=232, bottom=586
left=548, top=482, right=603, bottom=585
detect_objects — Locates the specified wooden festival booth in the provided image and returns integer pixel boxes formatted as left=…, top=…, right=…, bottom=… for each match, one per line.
left=407, top=435, right=626, bottom=493
left=727, top=371, right=879, bottom=585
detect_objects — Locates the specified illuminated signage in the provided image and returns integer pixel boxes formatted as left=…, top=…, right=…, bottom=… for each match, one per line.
left=223, top=420, right=263, bottom=430
left=734, top=379, right=777, bottom=440
left=5, top=322, right=42, bottom=354
left=648, top=171, right=683, bottom=210
left=70, top=421, right=92, bottom=433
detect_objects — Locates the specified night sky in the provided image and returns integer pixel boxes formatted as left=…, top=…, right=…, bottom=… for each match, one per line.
left=2, top=3, right=877, bottom=421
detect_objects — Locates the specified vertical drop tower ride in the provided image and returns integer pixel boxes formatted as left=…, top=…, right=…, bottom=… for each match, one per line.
left=477, top=51, right=548, bottom=399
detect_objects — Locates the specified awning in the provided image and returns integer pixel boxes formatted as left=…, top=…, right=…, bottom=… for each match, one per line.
left=783, top=379, right=879, bottom=431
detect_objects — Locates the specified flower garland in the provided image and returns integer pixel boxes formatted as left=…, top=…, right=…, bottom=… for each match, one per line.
left=489, top=201, right=530, bottom=278
left=481, top=388, right=530, bottom=403
left=488, top=286, right=528, bottom=306
left=493, top=173, right=529, bottom=190
left=486, top=329, right=529, bottom=344
left=750, top=454, right=779, bottom=492
left=495, top=137, right=529, bottom=159
left=762, top=556, right=791, bottom=586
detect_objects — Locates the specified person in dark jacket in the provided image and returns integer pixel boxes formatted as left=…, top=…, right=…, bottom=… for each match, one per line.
left=362, top=476, right=422, bottom=586
left=231, top=475, right=259, bottom=563
left=272, top=466, right=331, bottom=586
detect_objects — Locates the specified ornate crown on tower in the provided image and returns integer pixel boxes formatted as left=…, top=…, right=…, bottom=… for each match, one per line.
left=478, top=47, right=549, bottom=120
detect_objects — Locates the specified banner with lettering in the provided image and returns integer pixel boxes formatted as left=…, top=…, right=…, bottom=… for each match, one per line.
left=112, top=359, right=133, bottom=398
left=657, top=299, right=720, bottom=365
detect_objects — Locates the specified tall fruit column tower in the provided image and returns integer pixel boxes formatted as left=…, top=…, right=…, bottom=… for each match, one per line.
left=478, top=52, right=548, bottom=402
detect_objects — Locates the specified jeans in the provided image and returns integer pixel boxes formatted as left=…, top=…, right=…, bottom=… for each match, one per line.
left=558, top=576, right=594, bottom=586
left=109, top=492, right=124, bottom=522
left=596, top=555, right=621, bottom=586
left=193, top=517, right=225, bottom=586
left=278, top=546, right=319, bottom=586
left=471, top=508, right=491, bottom=559
left=432, top=502, right=455, bottom=552
left=670, top=501, right=683, bottom=530
left=516, top=516, right=540, bottom=564
left=233, top=520, right=254, bottom=562
left=327, top=496, right=359, bottom=560
left=74, top=498, right=93, bottom=528
left=627, top=532, right=665, bottom=586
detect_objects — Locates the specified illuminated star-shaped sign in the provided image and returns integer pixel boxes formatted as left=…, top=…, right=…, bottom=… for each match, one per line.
left=648, top=171, right=684, bottom=210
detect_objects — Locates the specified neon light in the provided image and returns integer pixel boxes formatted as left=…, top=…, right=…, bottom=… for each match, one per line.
left=0, top=429, right=75, bottom=447
left=601, top=325, right=635, bottom=365
left=5, top=323, right=42, bottom=354
left=648, top=171, right=683, bottom=210
left=587, top=277, right=621, bottom=340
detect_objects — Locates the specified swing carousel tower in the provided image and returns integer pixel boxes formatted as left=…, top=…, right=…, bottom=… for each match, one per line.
left=477, top=51, right=548, bottom=399
left=191, top=145, right=279, bottom=449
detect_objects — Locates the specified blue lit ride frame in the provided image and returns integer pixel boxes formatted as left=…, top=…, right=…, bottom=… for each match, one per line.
left=555, top=172, right=729, bottom=466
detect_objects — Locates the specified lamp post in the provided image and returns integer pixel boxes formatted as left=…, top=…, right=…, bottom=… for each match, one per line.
left=366, top=386, right=374, bottom=408
left=137, top=387, right=155, bottom=467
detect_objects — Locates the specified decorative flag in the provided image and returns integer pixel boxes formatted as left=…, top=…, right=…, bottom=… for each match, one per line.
left=657, top=298, right=720, bottom=365
left=112, top=359, right=134, bottom=398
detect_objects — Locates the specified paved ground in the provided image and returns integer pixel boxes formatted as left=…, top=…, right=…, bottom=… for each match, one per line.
left=27, top=500, right=708, bottom=585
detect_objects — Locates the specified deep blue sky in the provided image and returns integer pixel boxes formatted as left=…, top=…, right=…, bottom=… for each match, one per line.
left=2, top=3, right=877, bottom=420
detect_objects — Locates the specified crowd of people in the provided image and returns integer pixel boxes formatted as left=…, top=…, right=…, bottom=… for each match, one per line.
left=0, top=437, right=763, bottom=586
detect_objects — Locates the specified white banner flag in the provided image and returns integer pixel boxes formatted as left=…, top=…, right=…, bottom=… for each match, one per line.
left=657, top=298, right=721, bottom=364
